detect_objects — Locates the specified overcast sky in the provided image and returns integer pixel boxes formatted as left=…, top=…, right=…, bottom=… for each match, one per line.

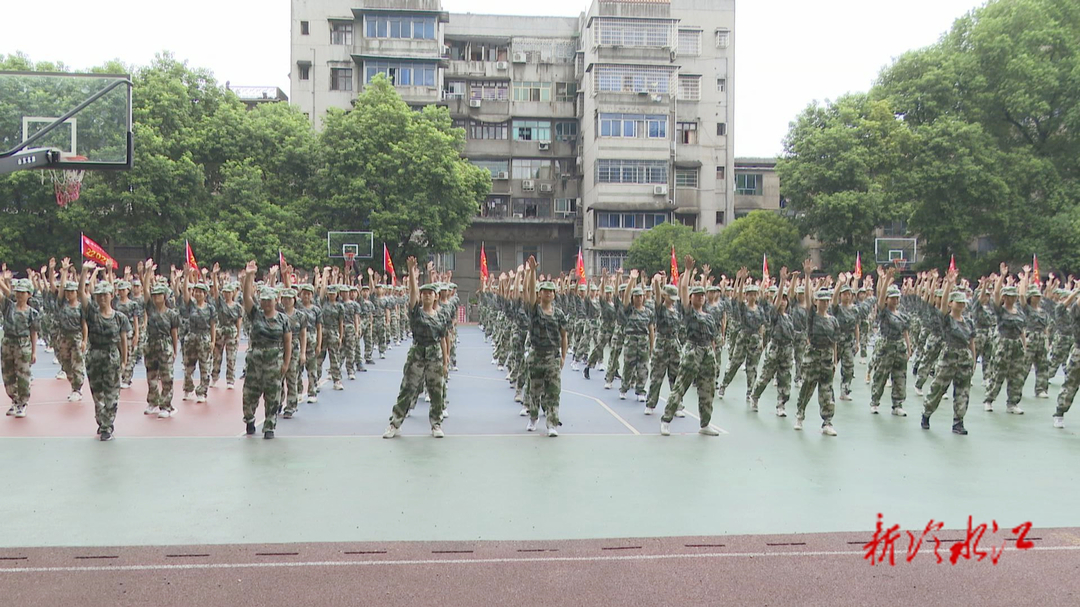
left=3, top=0, right=985, bottom=157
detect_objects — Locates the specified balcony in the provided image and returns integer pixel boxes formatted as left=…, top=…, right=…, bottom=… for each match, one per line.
left=446, top=60, right=511, bottom=79
left=475, top=198, right=575, bottom=223
left=444, top=96, right=511, bottom=119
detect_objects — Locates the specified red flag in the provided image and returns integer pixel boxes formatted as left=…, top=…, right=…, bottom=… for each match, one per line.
left=575, top=247, right=586, bottom=284
left=948, top=254, right=957, bottom=274
left=80, top=233, right=117, bottom=268
left=480, top=243, right=489, bottom=282
left=383, top=244, right=396, bottom=287
left=185, top=240, right=198, bottom=271
left=854, top=252, right=863, bottom=280
left=670, top=245, right=680, bottom=284
left=762, top=253, right=770, bottom=283
left=279, top=249, right=287, bottom=267
left=1032, top=254, right=1041, bottom=285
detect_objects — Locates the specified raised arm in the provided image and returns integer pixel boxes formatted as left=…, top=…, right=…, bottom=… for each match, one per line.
left=939, top=270, right=956, bottom=315
left=678, top=255, right=694, bottom=307
left=524, top=256, right=538, bottom=307
left=242, top=260, right=257, bottom=314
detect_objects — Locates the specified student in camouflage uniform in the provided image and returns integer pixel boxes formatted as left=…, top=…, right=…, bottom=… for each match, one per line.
left=445, top=283, right=459, bottom=371
left=604, top=280, right=629, bottom=389
left=982, top=264, right=1031, bottom=415
left=914, top=288, right=946, bottom=397
left=1048, top=288, right=1073, bottom=378
left=832, top=284, right=861, bottom=401
left=706, top=285, right=727, bottom=384
left=794, top=260, right=841, bottom=435
left=857, top=287, right=873, bottom=362
left=279, top=284, right=308, bottom=418
left=383, top=257, right=449, bottom=439
left=972, top=287, right=997, bottom=388
left=50, top=262, right=86, bottom=402
left=340, top=286, right=361, bottom=380
left=357, top=283, right=375, bottom=367
left=720, top=268, right=767, bottom=401
left=320, top=284, right=346, bottom=390
left=506, top=273, right=529, bottom=407
left=370, top=277, right=390, bottom=359
left=79, top=263, right=131, bottom=440
left=519, top=257, right=568, bottom=436
left=141, top=262, right=180, bottom=418
left=1, top=277, right=40, bottom=418
left=113, top=280, right=141, bottom=390
left=1051, top=288, right=1080, bottom=428
left=752, top=269, right=797, bottom=416
left=1023, top=286, right=1052, bottom=399
left=131, top=278, right=147, bottom=366
left=660, top=256, right=720, bottom=436
left=869, top=268, right=910, bottom=416
left=619, top=270, right=654, bottom=402
left=792, top=286, right=808, bottom=385
left=298, top=284, right=323, bottom=402
left=181, top=274, right=215, bottom=403
left=921, top=271, right=975, bottom=435
left=645, top=281, right=682, bottom=413
left=586, top=283, right=615, bottom=378
left=210, top=273, right=243, bottom=389
left=240, top=260, right=292, bottom=439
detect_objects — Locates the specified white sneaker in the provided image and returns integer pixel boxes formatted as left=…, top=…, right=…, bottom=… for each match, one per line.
left=143, top=405, right=158, bottom=415
left=491, top=359, right=497, bottom=365
left=519, top=407, right=528, bottom=417
left=1053, top=416, right=1065, bottom=428
left=636, top=394, right=646, bottom=403
left=405, top=410, right=412, bottom=418
left=382, top=425, right=398, bottom=439
left=604, top=382, right=612, bottom=390
left=699, top=426, right=720, bottom=436
left=334, top=381, right=344, bottom=391
left=984, top=401, right=993, bottom=412
left=227, top=383, right=235, bottom=390
left=196, top=395, right=207, bottom=403
left=497, top=365, right=505, bottom=372
left=504, top=372, right=512, bottom=380
left=598, top=364, right=606, bottom=372
left=1037, top=392, right=1049, bottom=399
left=571, top=362, right=579, bottom=371
left=14, top=407, right=26, bottom=418
left=307, top=395, right=318, bottom=403
left=915, top=387, right=923, bottom=397
left=157, top=409, right=172, bottom=418
left=52, top=357, right=59, bottom=365
left=794, top=417, right=804, bottom=431
left=776, top=406, right=787, bottom=417
left=1007, top=405, right=1024, bottom=415
left=424, top=393, right=431, bottom=403
left=451, top=366, right=458, bottom=372
left=348, top=374, right=355, bottom=381
left=750, top=399, right=759, bottom=412
left=892, top=407, right=907, bottom=417
left=56, top=370, right=67, bottom=379
left=514, top=392, right=523, bottom=403
left=660, top=422, right=671, bottom=436
left=182, top=392, right=193, bottom=401
left=68, top=391, right=82, bottom=402
left=441, top=408, right=448, bottom=418
left=619, top=392, right=627, bottom=400
left=547, top=426, right=558, bottom=437
left=526, top=419, right=536, bottom=431
left=5, top=406, right=15, bottom=416
left=432, top=425, right=445, bottom=438
left=822, top=424, right=837, bottom=436
left=379, top=354, right=386, bottom=359
left=120, top=382, right=130, bottom=390
left=674, top=409, right=686, bottom=418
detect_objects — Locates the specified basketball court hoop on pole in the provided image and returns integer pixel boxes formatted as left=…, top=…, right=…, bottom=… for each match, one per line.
left=46, top=153, right=87, bottom=207
left=875, top=237, right=917, bottom=273
left=344, top=250, right=357, bottom=273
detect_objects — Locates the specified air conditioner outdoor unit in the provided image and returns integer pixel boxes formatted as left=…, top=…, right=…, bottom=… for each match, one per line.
left=495, top=61, right=509, bottom=70
left=469, top=99, right=482, bottom=108
left=442, top=45, right=450, bottom=55
left=538, top=142, right=550, bottom=151
left=652, top=95, right=663, bottom=103
left=522, top=179, right=535, bottom=191
left=653, top=185, right=669, bottom=196
left=495, top=171, right=509, bottom=180
left=539, top=183, right=553, bottom=193
left=512, top=52, right=527, bottom=64
left=587, top=230, right=594, bottom=242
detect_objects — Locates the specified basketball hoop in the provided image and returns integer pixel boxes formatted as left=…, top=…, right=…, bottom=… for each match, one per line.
left=344, top=251, right=356, bottom=272
left=47, top=154, right=87, bottom=207
left=893, top=258, right=909, bottom=273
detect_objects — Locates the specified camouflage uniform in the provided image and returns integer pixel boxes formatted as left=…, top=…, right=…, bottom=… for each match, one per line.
left=243, top=303, right=291, bottom=434
left=605, top=310, right=627, bottom=384
left=923, top=310, right=975, bottom=428
left=374, top=293, right=390, bottom=356
left=588, top=295, right=614, bottom=370
left=1052, top=304, right=1080, bottom=420
left=144, top=303, right=180, bottom=413
left=83, top=301, right=130, bottom=436
left=358, top=291, right=374, bottom=365
left=1023, top=299, right=1052, bottom=396
left=113, top=295, right=140, bottom=387
left=791, top=298, right=808, bottom=384
left=300, top=297, right=322, bottom=398
left=984, top=304, right=1027, bottom=410
left=914, top=304, right=944, bottom=393
left=525, top=300, right=568, bottom=428
left=182, top=298, right=215, bottom=398
left=707, top=296, right=726, bottom=382
left=509, top=300, right=529, bottom=396
left=795, top=304, right=840, bottom=427
left=342, top=295, right=360, bottom=377
left=282, top=302, right=305, bottom=415
left=721, top=298, right=767, bottom=398
left=831, top=300, right=860, bottom=397
left=646, top=298, right=681, bottom=410
left=388, top=302, right=448, bottom=429
left=662, top=301, right=719, bottom=426
left=52, top=293, right=85, bottom=394
left=320, top=294, right=345, bottom=382
left=1050, top=298, right=1074, bottom=377
left=752, top=307, right=795, bottom=408
left=972, top=299, right=997, bottom=386
left=212, top=296, right=243, bottom=385
left=2, top=291, right=40, bottom=415
left=870, top=305, right=910, bottom=411
left=620, top=301, right=654, bottom=397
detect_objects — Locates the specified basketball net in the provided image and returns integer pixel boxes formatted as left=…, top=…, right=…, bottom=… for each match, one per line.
left=46, top=154, right=88, bottom=207
left=344, top=252, right=356, bottom=273
left=893, top=258, right=909, bottom=272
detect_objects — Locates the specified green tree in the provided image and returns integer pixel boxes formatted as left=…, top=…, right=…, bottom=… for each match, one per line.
left=626, top=222, right=716, bottom=276
left=714, top=211, right=805, bottom=278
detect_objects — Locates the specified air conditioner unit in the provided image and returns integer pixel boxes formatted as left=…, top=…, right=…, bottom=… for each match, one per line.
left=652, top=95, right=663, bottom=103
left=653, top=185, right=668, bottom=196
left=538, top=142, right=550, bottom=151
left=495, top=61, right=509, bottom=70
left=522, top=179, right=535, bottom=191
left=539, top=183, right=553, bottom=193
left=469, top=99, right=482, bottom=108
left=587, top=230, right=594, bottom=242
left=512, top=52, right=527, bottom=64
left=495, top=171, right=509, bottom=180
left=575, top=157, right=583, bottom=167
left=442, top=45, right=450, bottom=56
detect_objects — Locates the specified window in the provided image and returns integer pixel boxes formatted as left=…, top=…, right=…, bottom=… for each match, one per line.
left=469, top=121, right=508, bottom=140
left=470, top=81, right=509, bottom=101
left=511, top=159, right=552, bottom=180
left=717, top=122, right=727, bottom=136
left=598, top=114, right=667, bottom=139
left=554, top=198, right=577, bottom=217
left=735, top=173, right=762, bottom=195
left=427, top=252, right=456, bottom=271
left=594, top=65, right=676, bottom=94
left=365, top=61, right=436, bottom=87
left=444, top=81, right=466, bottom=98
left=471, top=159, right=509, bottom=176
left=301, top=21, right=310, bottom=35
left=365, top=15, right=436, bottom=40
left=882, top=219, right=908, bottom=237
left=679, top=75, right=701, bottom=101
left=677, top=121, right=697, bottom=144
left=298, top=65, right=310, bottom=80
left=513, top=120, right=551, bottom=142
left=716, top=77, right=726, bottom=93
left=716, top=29, right=730, bottom=49
left=512, top=81, right=551, bottom=102
left=555, top=122, right=578, bottom=142
left=678, top=29, right=701, bottom=56
left=330, top=68, right=353, bottom=91
left=594, top=18, right=673, bottom=48
left=597, top=251, right=628, bottom=273
left=715, top=211, right=725, bottom=225
left=555, top=82, right=577, bottom=102
left=675, top=169, right=698, bottom=188
left=716, top=165, right=725, bottom=180
left=518, top=246, right=540, bottom=267
left=597, top=213, right=667, bottom=230
left=596, top=159, right=668, bottom=184
left=331, top=22, right=353, bottom=45
left=476, top=245, right=499, bottom=271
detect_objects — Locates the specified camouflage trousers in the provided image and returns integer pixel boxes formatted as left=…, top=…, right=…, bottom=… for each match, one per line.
left=374, top=320, right=388, bottom=354
left=752, top=340, right=794, bottom=405
left=1025, top=333, right=1050, bottom=395
left=923, top=348, right=973, bottom=422
left=646, top=336, right=680, bottom=410
left=838, top=336, right=857, bottom=394
left=145, top=338, right=176, bottom=412
left=509, top=331, right=527, bottom=390
left=985, top=337, right=1026, bottom=407
left=363, top=318, right=375, bottom=362
left=662, top=344, right=716, bottom=425
left=796, top=346, right=836, bottom=425
left=283, top=342, right=303, bottom=414
left=303, top=335, right=320, bottom=397
left=121, top=331, right=138, bottom=386
left=574, top=320, right=591, bottom=364
left=137, top=324, right=147, bottom=363
left=588, top=325, right=612, bottom=369
left=527, top=348, right=563, bottom=426
left=620, top=334, right=650, bottom=395
left=343, top=324, right=358, bottom=375
left=974, top=328, right=995, bottom=385
left=182, top=332, right=212, bottom=397
left=1050, top=333, right=1073, bottom=377
left=390, top=343, right=445, bottom=428
left=57, top=333, right=85, bottom=392
left=722, top=332, right=763, bottom=395
left=1, top=337, right=32, bottom=409
left=605, top=325, right=626, bottom=383
left=915, top=336, right=944, bottom=390
left=212, top=325, right=239, bottom=385
left=449, top=326, right=458, bottom=367
left=323, top=330, right=343, bottom=382
left=1053, top=347, right=1080, bottom=417
left=870, top=338, right=908, bottom=409
left=793, top=335, right=807, bottom=384
left=242, top=346, right=284, bottom=433
left=858, top=321, right=871, bottom=358
left=86, top=347, right=121, bottom=435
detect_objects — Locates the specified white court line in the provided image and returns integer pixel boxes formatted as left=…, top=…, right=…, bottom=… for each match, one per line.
left=657, top=396, right=730, bottom=435
left=563, top=390, right=640, bottom=435
left=1, top=545, right=1074, bottom=574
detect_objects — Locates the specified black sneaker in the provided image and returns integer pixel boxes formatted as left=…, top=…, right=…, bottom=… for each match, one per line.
left=264, top=430, right=275, bottom=439
left=583, top=367, right=591, bottom=379
left=246, top=422, right=256, bottom=435
left=366, top=359, right=375, bottom=365
left=282, top=411, right=293, bottom=419
left=952, top=421, right=968, bottom=435
left=99, top=431, right=113, bottom=441
left=920, top=415, right=930, bottom=430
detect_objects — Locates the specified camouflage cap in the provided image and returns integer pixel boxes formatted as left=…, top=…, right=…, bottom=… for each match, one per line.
left=631, top=286, right=644, bottom=296
left=590, top=284, right=600, bottom=291
left=840, top=285, right=853, bottom=294
left=604, top=286, right=614, bottom=293
left=92, top=282, right=114, bottom=295
left=933, top=289, right=944, bottom=297
left=886, top=286, right=902, bottom=298
left=744, top=285, right=760, bottom=294
left=151, top=284, right=170, bottom=295
left=767, top=285, right=779, bottom=294
left=361, top=283, right=371, bottom=290
left=1001, top=286, right=1019, bottom=297
left=63, top=281, right=79, bottom=291
left=689, top=285, right=706, bottom=295
left=13, top=279, right=32, bottom=293
left=299, top=284, right=315, bottom=293
left=115, top=280, right=131, bottom=290
left=131, top=279, right=142, bottom=287
left=221, top=283, right=236, bottom=293
left=258, top=287, right=277, bottom=300
left=815, top=289, right=833, bottom=300
left=949, top=291, right=969, bottom=304
left=1027, top=287, right=1042, bottom=297
left=618, top=284, right=628, bottom=292
left=538, top=281, right=557, bottom=291
left=448, top=283, right=457, bottom=289
left=578, top=284, right=588, bottom=291
left=707, top=286, right=721, bottom=293
left=279, top=288, right=298, bottom=299
left=193, top=282, right=210, bottom=292
left=857, top=287, right=868, bottom=293
left=663, top=285, right=679, bottom=298
left=795, top=286, right=806, bottom=294
left=327, top=284, right=339, bottom=294
left=419, top=283, right=438, bottom=292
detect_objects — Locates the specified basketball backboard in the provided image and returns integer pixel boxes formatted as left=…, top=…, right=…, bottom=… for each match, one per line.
left=874, top=237, right=917, bottom=267
left=0, top=71, right=133, bottom=175
left=327, top=231, right=374, bottom=259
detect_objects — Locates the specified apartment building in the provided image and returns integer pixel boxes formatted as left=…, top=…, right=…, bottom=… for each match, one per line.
left=290, top=0, right=735, bottom=300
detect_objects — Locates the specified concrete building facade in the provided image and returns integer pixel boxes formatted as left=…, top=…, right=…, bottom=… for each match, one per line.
left=290, top=0, right=735, bottom=301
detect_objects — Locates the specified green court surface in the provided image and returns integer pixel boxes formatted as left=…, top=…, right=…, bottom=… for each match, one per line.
left=2, top=327, right=1078, bottom=548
